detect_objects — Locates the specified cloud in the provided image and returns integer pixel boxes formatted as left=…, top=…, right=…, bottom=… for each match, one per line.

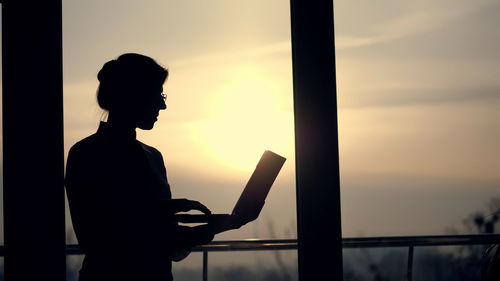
left=340, top=86, right=500, bottom=108
left=336, top=9, right=459, bottom=49
left=169, top=41, right=291, bottom=69
left=335, top=0, right=500, bottom=51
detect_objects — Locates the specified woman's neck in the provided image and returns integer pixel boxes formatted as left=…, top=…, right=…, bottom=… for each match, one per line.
left=106, top=111, right=137, bottom=133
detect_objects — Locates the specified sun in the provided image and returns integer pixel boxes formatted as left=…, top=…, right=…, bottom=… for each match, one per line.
left=188, top=65, right=294, bottom=174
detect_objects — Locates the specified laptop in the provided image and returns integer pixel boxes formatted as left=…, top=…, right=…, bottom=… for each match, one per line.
left=174, top=150, right=286, bottom=224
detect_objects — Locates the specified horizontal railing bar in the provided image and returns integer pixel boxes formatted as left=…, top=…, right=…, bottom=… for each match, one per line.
left=193, top=239, right=298, bottom=252
left=59, top=234, right=500, bottom=255
left=343, top=234, right=500, bottom=248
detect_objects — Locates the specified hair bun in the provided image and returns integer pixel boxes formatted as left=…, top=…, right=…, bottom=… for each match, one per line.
left=97, top=59, right=119, bottom=83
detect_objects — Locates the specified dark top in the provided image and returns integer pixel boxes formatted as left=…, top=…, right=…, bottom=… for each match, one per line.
left=65, top=122, right=211, bottom=281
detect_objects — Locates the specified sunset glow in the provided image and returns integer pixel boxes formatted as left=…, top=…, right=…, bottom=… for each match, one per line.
left=187, top=66, right=294, bottom=172
left=62, top=0, right=500, bottom=242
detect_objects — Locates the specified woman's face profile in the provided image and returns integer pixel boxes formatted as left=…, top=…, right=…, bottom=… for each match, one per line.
left=135, top=86, right=167, bottom=130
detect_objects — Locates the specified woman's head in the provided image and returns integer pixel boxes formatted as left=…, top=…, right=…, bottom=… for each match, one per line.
left=97, top=53, right=168, bottom=130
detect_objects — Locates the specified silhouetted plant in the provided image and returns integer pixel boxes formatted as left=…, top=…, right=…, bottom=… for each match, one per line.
left=464, top=197, right=500, bottom=234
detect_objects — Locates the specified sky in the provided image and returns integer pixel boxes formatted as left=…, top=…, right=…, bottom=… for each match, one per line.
left=57, top=0, right=500, bottom=251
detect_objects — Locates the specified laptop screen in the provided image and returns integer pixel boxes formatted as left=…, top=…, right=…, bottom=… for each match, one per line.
left=231, top=150, right=286, bottom=222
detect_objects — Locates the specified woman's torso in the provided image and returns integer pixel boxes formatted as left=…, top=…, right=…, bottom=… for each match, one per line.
left=65, top=122, right=174, bottom=281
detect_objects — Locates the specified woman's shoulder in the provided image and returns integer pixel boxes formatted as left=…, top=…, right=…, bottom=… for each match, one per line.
left=68, top=133, right=103, bottom=156
left=137, top=140, right=163, bottom=159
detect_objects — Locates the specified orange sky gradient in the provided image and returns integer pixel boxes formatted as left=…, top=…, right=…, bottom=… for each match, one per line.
left=60, top=0, right=500, bottom=248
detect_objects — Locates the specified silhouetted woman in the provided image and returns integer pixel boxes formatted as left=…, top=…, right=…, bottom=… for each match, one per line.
left=65, top=53, right=240, bottom=281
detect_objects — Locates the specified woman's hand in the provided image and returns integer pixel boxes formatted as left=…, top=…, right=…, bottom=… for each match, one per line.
left=208, top=216, right=245, bottom=235
left=168, top=198, right=212, bottom=215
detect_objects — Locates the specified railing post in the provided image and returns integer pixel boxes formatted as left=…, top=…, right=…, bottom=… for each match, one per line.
left=407, top=245, right=414, bottom=281
left=203, top=249, right=208, bottom=281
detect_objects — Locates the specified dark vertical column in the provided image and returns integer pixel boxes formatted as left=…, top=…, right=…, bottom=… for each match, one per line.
left=2, top=1, right=65, bottom=281
left=290, top=1, right=343, bottom=281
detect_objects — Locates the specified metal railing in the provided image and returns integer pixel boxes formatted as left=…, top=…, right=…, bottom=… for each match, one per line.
left=63, top=234, right=500, bottom=281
